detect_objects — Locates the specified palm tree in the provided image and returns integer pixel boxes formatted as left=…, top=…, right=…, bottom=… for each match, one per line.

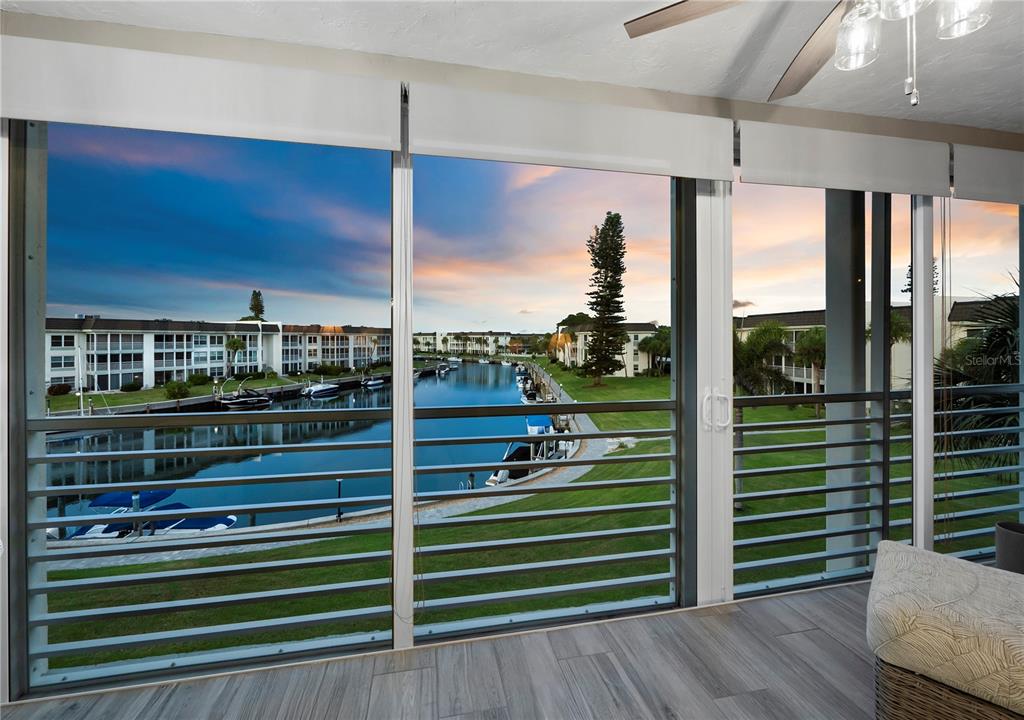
left=733, top=322, right=791, bottom=505
left=794, top=327, right=827, bottom=417
left=638, top=326, right=670, bottom=376
left=224, top=336, right=247, bottom=378
left=441, top=336, right=449, bottom=356
left=934, top=290, right=1019, bottom=461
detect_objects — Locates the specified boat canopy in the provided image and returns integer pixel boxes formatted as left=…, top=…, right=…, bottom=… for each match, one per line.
left=526, top=415, right=553, bottom=429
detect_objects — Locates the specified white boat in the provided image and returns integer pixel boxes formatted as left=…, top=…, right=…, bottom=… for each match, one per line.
left=363, top=376, right=385, bottom=389
left=447, top=356, right=462, bottom=364
left=520, top=389, right=539, bottom=404
left=486, top=442, right=534, bottom=486
left=305, top=382, right=340, bottom=400
left=478, top=358, right=489, bottom=364
left=501, top=360, right=513, bottom=366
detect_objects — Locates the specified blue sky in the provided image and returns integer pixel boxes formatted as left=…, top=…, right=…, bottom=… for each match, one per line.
left=47, top=122, right=672, bottom=332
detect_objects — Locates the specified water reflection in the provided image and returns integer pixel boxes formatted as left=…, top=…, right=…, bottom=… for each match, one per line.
left=49, top=364, right=530, bottom=526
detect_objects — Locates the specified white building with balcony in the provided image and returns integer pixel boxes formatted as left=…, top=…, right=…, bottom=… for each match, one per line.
left=555, top=322, right=658, bottom=378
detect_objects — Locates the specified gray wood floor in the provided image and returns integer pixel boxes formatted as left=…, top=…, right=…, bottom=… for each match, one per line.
left=4, top=582, right=874, bottom=720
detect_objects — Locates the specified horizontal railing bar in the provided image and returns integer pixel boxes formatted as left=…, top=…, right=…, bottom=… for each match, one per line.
left=734, top=565, right=873, bottom=598
left=32, top=552, right=392, bottom=593
left=934, top=463, right=1024, bottom=481
left=735, top=481, right=881, bottom=502
left=946, top=546, right=995, bottom=561
left=414, top=476, right=674, bottom=503
left=30, top=467, right=392, bottom=498
left=418, top=549, right=673, bottom=584
left=28, top=407, right=391, bottom=431
left=414, top=524, right=673, bottom=557
left=734, top=437, right=879, bottom=456
left=734, top=458, right=880, bottom=479
left=32, top=439, right=394, bottom=465
left=419, top=573, right=673, bottom=611
left=31, top=604, right=393, bottom=659
left=32, top=576, right=393, bottom=625
left=934, top=483, right=1024, bottom=502
left=896, top=444, right=1024, bottom=463
left=35, top=495, right=393, bottom=529
left=735, top=544, right=876, bottom=571
left=413, top=400, right=673, bottom=419
left=29, top=400, right=674, bottom=433
left=734, top=523, right=881, bottom=548
left=735, top=502, right=880, bottom=525
left=415, top=427, right=673, bottom=447
left=933, top=502, right=1024, bottom=523
left=735, top=391, right=881, bottom=408
left=934, top=383, right=1024, bottom=397
left=891, top=426, right=1024, bottom=443
left=735, top=416, right=882, bottom=433
left=31, top=523, right=389, bottom=562
left=33, top=427, right=675, bottom=465
left=935, top=406, right=1024, bottom=418
left=414, top=452, right=672, bottom=476
left=415, top=501, right=673, bottom=530
left=935, top=526, right=996, bottom=542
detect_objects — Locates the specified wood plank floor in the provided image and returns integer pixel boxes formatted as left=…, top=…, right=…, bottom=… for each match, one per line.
left=3, top=582, right=874, bottom=720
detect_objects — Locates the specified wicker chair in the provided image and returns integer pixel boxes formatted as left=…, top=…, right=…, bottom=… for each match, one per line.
left=867, top=541, right=1024, bottom=719
left=875, top=658, right=1021, bottom=720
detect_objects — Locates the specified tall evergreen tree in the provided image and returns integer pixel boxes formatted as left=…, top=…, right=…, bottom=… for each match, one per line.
left=583, top=212, right=627, bottom=385
left=249, top=290, right=265, bottom=320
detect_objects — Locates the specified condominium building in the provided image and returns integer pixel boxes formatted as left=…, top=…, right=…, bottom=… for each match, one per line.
left=413, top=330, right=512, bottom=356
left=555, top=322, right=658, bottom=378
left=735, top=300, right=991, bottom=393
left=44, top=316, right=392, bottom=391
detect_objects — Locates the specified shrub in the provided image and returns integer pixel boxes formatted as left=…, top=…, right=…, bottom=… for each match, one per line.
left=120, top=381, right=143, bottom=392
left=163, top=381, right=190, bottom=400
left=187, top=372, right=212, bottom=387
left=312, top=364, right=343, bottom=376
left=232, top=371, right=266, bottom=381
left=47, top=383, right=72, bottom=396
left=265, top=370, right=278, bottom=380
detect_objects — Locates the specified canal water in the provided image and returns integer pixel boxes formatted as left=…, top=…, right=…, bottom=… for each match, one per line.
left=49, top=363, right=532, bottom=527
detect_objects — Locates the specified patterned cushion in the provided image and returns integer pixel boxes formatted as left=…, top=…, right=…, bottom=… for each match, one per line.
left=867, top=540, right=1024, bottom=715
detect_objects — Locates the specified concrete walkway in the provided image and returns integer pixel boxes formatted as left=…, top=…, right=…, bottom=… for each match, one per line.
left=46, top=364, right=631, bottom=569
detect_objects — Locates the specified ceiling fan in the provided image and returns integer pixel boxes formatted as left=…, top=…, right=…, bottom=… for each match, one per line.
left=624, top=0, right=994, bottom=106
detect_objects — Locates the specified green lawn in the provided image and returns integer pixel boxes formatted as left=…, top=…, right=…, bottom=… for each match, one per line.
left=46, top=376, right=300, bottom=413
left=537, top=359, right=671, bottom=430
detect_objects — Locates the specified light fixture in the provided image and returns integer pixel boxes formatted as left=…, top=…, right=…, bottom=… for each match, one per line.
left=834, top=1, right=881, bottom=71
left=879, top=0, right=934, bottom=21
left=936, top=0, right=992, bottom=39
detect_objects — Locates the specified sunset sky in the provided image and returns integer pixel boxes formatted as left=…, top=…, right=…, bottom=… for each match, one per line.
left=47, top=123, right=1018, bottom=331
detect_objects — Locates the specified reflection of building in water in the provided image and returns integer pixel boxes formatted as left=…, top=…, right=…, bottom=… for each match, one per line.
left=45, top=390, right=389, bottom=513
left=46, top=316, right=392, bottom=391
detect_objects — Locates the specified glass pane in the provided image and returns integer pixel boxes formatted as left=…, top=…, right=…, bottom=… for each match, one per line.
left=934, top=199, right=1022, bottom=560
left=33, top=122, right=393, bottom=687
left=411, top=156, right=674, bottom=636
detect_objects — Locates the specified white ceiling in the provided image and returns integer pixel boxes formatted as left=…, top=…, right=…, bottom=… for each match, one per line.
left=4, top=0, right=1023, bottom=132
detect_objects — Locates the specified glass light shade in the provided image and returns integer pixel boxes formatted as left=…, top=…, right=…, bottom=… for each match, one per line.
left=834, top=9, right=881, bottom=71
left=879, top=0, right=933, bottom=20
left=936, top=0, right=992, bottom=38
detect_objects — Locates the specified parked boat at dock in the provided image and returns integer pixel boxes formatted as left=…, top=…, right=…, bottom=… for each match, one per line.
left=218, top=387, right=272, bottom=411
left=303, top=381, right=341, bottom=400
left=363, top=376, right=385, bottom=389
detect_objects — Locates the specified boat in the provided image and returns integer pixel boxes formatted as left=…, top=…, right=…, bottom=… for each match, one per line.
left=521, top=389, right=539, bottom=404
left=437, top=362, right=450, bottom=378
left=447, top=356, right=462, bottom=364
left=413, top=370, right=422, bottom=381
left=501, top=360, right=513, bottom=366
left=219, top=387, right=272, bottom=411
left=486, top=442, right=535, bottom=486
left=305, top=381, right=340, bottom=400
left=478, top=358, right=489, bottom=364
left=363, top=376, right=385, bottom=389
left=68, top=501, right=235, bottom=540
left=526, top=415, right=555, bottom=436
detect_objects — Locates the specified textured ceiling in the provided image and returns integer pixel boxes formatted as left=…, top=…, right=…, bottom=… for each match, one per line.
left=4, top=0, right=1023, bottom=132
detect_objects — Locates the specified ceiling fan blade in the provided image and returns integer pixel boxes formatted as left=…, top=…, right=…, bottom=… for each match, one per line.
left=624, top=0, right=742, bottom=39
left=768, top=0, right=847, bottom=102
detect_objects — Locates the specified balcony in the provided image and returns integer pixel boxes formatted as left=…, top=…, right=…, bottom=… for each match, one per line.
left=3, top=582, right=872, bottom=720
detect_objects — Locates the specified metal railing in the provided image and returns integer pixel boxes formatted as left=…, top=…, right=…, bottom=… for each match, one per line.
left=409, top=399, right=678, bottom=640
left=18, top=397, right=678, bottom=691
left=732, top=390, right=905, bottom=597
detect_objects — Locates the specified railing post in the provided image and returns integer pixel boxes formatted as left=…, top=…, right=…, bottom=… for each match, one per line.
left=870, top=193, right=893, bottom=556
left=911, top=195, right=934, bottom=550
left=391, top=84, right=415, bottom=648
left=825, top=190, right=869, bottom=572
